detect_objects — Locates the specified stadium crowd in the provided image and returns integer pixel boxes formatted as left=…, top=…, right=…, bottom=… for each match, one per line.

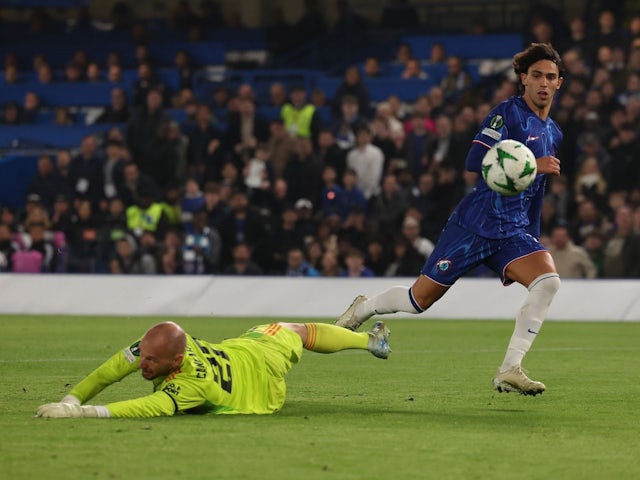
left=1, top=4, right=639, bottom=278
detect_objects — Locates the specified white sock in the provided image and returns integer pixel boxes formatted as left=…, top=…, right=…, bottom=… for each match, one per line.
left=356, top=286, right=423, bottom=321
left=500, top=273, right=561, bottom=372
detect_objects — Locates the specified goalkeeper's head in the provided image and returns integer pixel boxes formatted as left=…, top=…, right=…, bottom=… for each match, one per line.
left=139, top=322, right=187, bottom=380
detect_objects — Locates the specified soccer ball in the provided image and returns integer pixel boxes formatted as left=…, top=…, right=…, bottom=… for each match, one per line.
left=481, top=139, right=537, bottom=195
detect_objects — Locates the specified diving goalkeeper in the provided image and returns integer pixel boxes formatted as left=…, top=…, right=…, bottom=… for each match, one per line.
left=36, top=320, right=390, bottom=418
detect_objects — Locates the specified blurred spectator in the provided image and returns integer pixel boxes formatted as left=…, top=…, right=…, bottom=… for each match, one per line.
left=368, top=173, right=408, bottom=239
left=4, top=65, right=19, bottom=84
left=126, top=183, right=170, bottom=241
left=223, top=242, right=264, bottom=275
left=132, top=62, right=163, bottom=107
left=320, top=249, right=344, bottom=276
left=317, top=128, right=346, bottom=180
left=401, top=59, right=428, bottom=80
left=547, top=225, right=597, bottom=278
left=69, top=135, right=104, bottom=204
left=54, top=107, right=75, bottom=126
left=320, top=164, right=346, bottom=219
left=311, top=88, right=327, bottom=108
left=182, top=209, right=222, bottom=274
left=330, top=65, right=371, bottom=118
left=281, top=86, right=322, bottom=141
left=283, top=137, right=323, bottom=206
left=392, top=42, right=413, bottom=65
left=401, top=112, right=431, bottom=179
left=27, top=155, right=63, bottom=210
left=107, top=64, right=123, bottom=83
left=187, top=103, right=224, bottom=181
left=0, top=223, right=18, bottom=272
left=365, top=237, right=390, bottom=276
left=174, top=50, right=194, bottom=89
left=22, top=92, right=41, bottom=123
left=284, top=246, right=319, bottom=276
left=143, top=121, right=187, bottom=190
left=271, top=207, right=305, bottom=272
left=341, top=247, right=374, bottom=277
left=64, top=61, right=85, bottom=82
left=267, top=118, right=296, bottom=180
left=425, top=114, right=468, bottom=175
left=126, top=88, right=170, bottom=166
left=51, top=193, right=72, bottom=236
left=86, top=62, right=101, bottom=82
left=24, top=220, right=58, bottom=272
left=346, top=125, right=384, bottom=200
left=341, top=168, right=368, bottom=218
left=573, top=156, right=608, bottom=210
left=225, top=98, right=270, bottom=163
left=440, top=56, right=474, bottom=104
left=1, top=101, right=22, bottom=125
left=363, top=57, right=382, bottom=78
left=109, top=236, right=156, bottom=274
left=67, top=198, right=100, bottom=273
left=584, top=230, right=606, bottom=277
left=180, top=178, right=205, bottom=225
left=333, top=94, right=367, bottom=150
left=384, top=236, right=423, bottom=276
left=243, top=142, right=272, bottom=192
left=202, top=182, right=230, bottom=229
left=218, top=190, right=271, bottom=270
left=602, top=205, right=640, bottom=278
left=400, top=215, right=434, bottom=259
left=608, top=123, right=640, bottom=193
left=269, top=82, right=287, bottom=108
left=427, top=42, right=447, bottom=66
left=96, top=87, right=131, bottom=124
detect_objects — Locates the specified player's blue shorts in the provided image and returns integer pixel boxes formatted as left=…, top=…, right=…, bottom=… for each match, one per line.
left=421, top=223, right=547, bottom=286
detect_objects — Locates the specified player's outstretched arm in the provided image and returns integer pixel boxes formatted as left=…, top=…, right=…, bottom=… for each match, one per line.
left=36, top=391, right=178, bottom=419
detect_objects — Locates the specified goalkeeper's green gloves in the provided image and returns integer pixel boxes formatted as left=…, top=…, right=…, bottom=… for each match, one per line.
left=36, top=402, right=110, bottom=418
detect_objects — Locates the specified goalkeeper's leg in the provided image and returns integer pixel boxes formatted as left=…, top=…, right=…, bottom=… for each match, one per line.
left=279, top=322, right=391, bottom=359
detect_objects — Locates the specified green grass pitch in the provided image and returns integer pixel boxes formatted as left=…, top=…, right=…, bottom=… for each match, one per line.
left=1, top=315, right=639, bottom=480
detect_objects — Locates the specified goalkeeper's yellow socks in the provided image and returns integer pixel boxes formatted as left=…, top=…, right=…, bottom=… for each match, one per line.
left=303, top=323, right=369, bottom=353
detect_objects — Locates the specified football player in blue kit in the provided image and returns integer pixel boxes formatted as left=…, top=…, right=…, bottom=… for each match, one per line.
left=336, top=43, right=564, bottom=396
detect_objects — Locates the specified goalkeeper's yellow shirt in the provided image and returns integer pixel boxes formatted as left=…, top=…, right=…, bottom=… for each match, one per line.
left=69, top=326, right=302, bottom=418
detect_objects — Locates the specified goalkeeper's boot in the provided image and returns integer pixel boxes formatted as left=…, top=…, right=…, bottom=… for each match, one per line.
left=367, top=321, right=391, bottom=359
left=492, top=365, right=546, bottom=396
left=335, top=295, right=370, bottom=331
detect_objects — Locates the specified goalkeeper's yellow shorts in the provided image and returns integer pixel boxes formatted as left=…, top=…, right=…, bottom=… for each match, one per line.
left=239, top=323, right=303, bottom=412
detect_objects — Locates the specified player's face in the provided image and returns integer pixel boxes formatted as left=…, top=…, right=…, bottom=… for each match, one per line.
left=520, top=59, right=563, bottom=112
left=139, top=340, right=181, bottom=380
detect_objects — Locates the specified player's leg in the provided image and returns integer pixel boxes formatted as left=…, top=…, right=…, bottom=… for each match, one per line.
left=336, top=223, right=480, bottom=331
left=278, top=322, right=392, bottom=359
left=492, top=245, right=560, bottom=395
left=335, top=277, right=449, bottom=331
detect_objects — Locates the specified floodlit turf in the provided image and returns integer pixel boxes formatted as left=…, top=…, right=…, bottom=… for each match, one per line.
left=1, top=315, right=639, bottom=480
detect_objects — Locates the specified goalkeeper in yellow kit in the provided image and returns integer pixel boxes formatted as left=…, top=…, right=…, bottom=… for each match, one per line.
left=36, top=320, right=391, bottom=418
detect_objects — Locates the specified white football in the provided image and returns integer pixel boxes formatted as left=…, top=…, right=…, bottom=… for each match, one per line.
left=481, top=139, right=538, bottom=195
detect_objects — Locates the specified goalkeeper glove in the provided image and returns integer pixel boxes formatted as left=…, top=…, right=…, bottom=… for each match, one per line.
left=36, top=402, right=110, bottom=418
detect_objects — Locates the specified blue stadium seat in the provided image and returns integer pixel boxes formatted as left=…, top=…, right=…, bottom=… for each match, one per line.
left=402, top=34, right=523, bottom=60
left=0, top=82, right=124, bottom=107
left=0, top=123, right=124, bottom=149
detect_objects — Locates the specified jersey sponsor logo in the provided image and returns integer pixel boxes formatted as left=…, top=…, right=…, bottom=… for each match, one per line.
left=163, top=382, right=181, bottom=397
left=489, top=114, right=504, bottom=129
left=436, top=259, right=452, bottom=272
left=123, top=341, right=141, bottom=363
left=481, top=127, right=502, bottom=141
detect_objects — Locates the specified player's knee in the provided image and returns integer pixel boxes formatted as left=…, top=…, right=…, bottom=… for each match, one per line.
left=531, top=273, right=560, bottom=298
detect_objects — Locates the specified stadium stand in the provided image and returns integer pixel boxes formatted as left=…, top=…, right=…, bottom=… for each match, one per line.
left=0, top=2, right=638, bottom=279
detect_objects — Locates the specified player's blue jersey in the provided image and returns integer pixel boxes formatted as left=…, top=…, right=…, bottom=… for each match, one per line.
left=449, top=96, right=563, bottom=239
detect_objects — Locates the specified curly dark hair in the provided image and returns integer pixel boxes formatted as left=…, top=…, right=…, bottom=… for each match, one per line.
left=513, top=43, right=564, bottom=77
